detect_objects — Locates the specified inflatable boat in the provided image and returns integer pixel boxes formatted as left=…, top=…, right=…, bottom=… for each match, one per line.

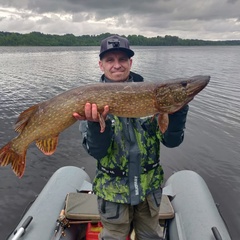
left=7, top=166, right=231, bottom=240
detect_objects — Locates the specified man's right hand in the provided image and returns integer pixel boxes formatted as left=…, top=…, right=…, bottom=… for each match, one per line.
left=73, top=103, right=109, bottom=122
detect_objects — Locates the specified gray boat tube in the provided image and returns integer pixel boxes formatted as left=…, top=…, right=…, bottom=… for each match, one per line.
left=8, top=166, right=92, bottom=240
left=164, top=170, right=231, bottom=240
left=8, top=168, right=232, bottom=240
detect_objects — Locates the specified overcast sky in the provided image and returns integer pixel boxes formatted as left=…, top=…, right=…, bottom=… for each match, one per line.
left=0, top=0, right=239, bottom=40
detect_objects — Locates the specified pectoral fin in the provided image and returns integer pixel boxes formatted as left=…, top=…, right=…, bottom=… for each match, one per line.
left=36, top=136, right=59, bottom=155
left=158, top=113, right=169, bottom=133
left=97, top=112, right=106, bottom=133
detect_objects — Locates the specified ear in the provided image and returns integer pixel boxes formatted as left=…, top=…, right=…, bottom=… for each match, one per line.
left=99, top=60, right=104, bottom=71
left=129, top=58, right=133, bottom=67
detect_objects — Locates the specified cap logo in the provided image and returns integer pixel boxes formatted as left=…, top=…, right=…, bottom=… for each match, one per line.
left=108, top=39, right=120, bottom=48
left=99, top=35, right=134, bottom=58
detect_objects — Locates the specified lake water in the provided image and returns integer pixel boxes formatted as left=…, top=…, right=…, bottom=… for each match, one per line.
left=0, top=46, right=240, bottom=239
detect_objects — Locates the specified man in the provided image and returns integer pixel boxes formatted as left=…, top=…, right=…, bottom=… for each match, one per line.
left=73, top=35, right=188, bottom=240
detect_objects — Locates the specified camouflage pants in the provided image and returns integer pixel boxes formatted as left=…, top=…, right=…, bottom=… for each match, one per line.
left=97, top=188, right=163, bottom=240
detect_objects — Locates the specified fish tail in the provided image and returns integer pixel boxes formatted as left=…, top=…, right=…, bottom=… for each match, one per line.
left=0, top=142, right=26, bottom=178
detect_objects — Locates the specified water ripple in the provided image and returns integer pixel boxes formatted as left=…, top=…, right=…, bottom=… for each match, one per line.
left=0, top=46, right=240, bottom=239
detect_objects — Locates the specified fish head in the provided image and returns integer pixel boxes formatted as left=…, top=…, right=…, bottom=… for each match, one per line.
left=154, top=75, right=210, bottom=113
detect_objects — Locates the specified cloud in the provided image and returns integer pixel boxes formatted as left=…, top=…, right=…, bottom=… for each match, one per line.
left=0, top=0, right=240, bottom=40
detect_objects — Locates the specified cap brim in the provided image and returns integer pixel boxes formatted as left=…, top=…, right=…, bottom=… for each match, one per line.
left=99, top=48, right=134, bottom=59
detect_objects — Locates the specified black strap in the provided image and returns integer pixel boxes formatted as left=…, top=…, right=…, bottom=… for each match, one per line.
left=142, top=162, right=159, bottom=172
left=98, top=162, right=159, bottom=177
left=98, top=163, right=127, bottom=177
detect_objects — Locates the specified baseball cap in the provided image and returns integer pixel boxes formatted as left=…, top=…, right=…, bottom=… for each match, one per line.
left=99, top=35, right=134, bottom=59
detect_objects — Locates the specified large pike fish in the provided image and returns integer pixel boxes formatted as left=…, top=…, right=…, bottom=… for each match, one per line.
left=0, top=75, right=210, bottom=177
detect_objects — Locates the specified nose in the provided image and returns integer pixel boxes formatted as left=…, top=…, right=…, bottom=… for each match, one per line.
left=113, top=60, right=121, bottom=68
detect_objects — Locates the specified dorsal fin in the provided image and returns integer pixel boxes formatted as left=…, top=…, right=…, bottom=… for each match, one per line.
left=14, top=104, right=39, bottom=133
left=36, top=136, right=59, bottom=155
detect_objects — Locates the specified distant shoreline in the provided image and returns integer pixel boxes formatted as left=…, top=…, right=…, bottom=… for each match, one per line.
left=1, top=32, right=240, bottom=46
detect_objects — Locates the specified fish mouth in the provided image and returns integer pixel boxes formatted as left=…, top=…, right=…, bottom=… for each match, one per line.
left=186, top=75, right=210, bottom=98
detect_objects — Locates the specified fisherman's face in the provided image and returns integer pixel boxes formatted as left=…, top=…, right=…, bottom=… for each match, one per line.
left=99, top=51, right=132, bottom=82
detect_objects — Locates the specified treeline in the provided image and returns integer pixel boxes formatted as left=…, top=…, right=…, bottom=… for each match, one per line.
left=0, top=31, right=239, bottom=46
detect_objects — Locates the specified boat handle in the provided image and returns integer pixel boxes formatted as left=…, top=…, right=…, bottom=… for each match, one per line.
left=11, top=216, right=33, bottom=240
left=212, top=226, right=223, bottom=240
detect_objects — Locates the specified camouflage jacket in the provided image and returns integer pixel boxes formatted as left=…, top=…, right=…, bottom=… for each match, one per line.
left=80, top=72, right=189, bottom=205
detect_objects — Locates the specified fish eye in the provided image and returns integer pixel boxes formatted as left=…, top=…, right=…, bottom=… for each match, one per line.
left=181, top=81, right=187, bottom=87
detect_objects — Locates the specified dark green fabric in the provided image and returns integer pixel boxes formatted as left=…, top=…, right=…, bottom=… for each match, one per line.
left=80, top=72, right=188, bottom=205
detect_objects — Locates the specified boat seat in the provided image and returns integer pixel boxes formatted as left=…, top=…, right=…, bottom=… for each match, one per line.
left=65, top=192, right=100, bottom=222
left=64, top=193, right=174, bottom=222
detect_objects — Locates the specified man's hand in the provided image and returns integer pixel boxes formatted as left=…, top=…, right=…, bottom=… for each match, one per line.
left=73, top=103, right=109, bottom=122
